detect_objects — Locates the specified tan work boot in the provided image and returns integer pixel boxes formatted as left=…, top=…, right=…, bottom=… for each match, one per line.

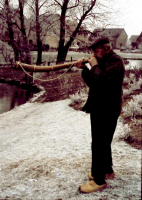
left=88, top=172, right=115, bottom=180
left=88, top=172, right=94, bottom=180
left=79, top=180, right=107, bottom=193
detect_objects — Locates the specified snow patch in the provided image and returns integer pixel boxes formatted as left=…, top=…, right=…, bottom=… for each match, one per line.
left=0, top=99, right=141, bottom=199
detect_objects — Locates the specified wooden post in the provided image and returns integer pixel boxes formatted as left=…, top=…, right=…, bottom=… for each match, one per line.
left=68, top=57, right=73, bottom=72
left=25, top=74, right=27, bottom=85
left=47, top=62, right=50, bottom=75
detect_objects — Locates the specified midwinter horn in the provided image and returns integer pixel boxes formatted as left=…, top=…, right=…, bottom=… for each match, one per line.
left=14, top=59, right=89, bottom=72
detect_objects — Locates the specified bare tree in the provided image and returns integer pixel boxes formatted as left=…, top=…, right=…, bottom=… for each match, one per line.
left=54, top=0, right=97, bottom=63
left=35, top=0, right=42, bottom=65
left=4, top=0, right=20, bottom=61
left=1, top=0, right=125, bottom=65
left=54, top=0, right=124, bottom=63
left=0, top=0, right=31, bottom=64
left=26, top=0, right=58, bottom=65
left=18, top=0, right=31, bottom=64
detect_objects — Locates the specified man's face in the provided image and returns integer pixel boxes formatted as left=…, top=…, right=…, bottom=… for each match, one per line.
left=92, top=46, right=105, bottom=59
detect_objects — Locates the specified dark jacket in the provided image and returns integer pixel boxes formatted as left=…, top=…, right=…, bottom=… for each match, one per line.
left=82, top=50, right=125, bottom=116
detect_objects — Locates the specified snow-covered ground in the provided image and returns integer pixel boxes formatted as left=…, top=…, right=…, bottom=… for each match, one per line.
left=0, top=98, right=141, bottom=199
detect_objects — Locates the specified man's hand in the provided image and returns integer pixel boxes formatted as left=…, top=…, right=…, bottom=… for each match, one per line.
left=88, top=56, right=98, bottom=67
left=74, top=59, right=86, bottom=69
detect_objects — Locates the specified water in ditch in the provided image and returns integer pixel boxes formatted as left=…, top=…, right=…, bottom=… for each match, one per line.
left=0, top=83, right=33, bottom=114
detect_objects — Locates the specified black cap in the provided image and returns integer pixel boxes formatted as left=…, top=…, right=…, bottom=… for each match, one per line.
left=88, top=37, right=110, bottom=50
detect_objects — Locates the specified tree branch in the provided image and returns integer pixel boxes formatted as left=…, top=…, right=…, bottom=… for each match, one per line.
left=39, top=0, right=49, bottom=10
left=25, top=1, right=36, bottom=14
left=65, top=0, right=97, bottom=49
left=12, top=22, right=22, bottom=32
left=54, top=0, right=62, bottom=7
left=67, top=0, right=79, bottom=9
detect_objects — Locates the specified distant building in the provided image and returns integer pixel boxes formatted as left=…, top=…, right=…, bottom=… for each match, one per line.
left=75, top=27, right=89, bottom=47
left=89, top=28, right=128, bottom=49
left=0, top=8, right=89, bottom=51
left=129, top=35, right=139, bottom=49
left=27, top=14, right=60, bottom=49
left=28, top=14, right=89, bottom=50
left=136, top=32, right=142, bottom=48
left=129, top=35, right=139, bottom=43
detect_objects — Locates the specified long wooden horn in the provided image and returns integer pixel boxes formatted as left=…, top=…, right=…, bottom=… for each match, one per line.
left=14, top=59, right=89, bottom=72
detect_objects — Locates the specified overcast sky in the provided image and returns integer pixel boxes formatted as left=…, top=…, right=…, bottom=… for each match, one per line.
left=118, top=0, right=142, bottom=38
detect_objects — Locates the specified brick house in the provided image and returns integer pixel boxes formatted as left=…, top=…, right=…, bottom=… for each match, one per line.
left=89, top=28, right=128, bottom=49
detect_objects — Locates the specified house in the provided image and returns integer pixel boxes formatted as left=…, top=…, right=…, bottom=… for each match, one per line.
left=136, top=32, right=142, bottom=48
left=129, top=35, right=139, bottom=49
left=75, top=26, right=89, bottom=48
left=0, top=7, right=89, bottom=51
left=28, top=15, right=89, bottom=50
left=41, top=14, right=60, bottom=49
left=45, top=19, right=89, bottom=49
left=89, top=28, right=128, bottom=49
left=27, top=14, right=60, bottom=49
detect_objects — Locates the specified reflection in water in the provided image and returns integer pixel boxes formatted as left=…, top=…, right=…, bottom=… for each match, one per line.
left=0, top=83, right=33, bottom=114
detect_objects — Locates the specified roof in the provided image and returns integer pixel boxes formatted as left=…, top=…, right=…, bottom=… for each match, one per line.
left=137, top=32, right=142, bottom=42
left=93, top=28, right=125, bottom=38
left=129, top=35, right=139, bottom=42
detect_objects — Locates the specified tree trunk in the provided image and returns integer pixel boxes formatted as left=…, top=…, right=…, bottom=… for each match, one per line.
left=36, top=40, right=42, bottom=65
left=57, top=0, right=97, bottom=63
left=57, top=0, right=69, bottom=63
left=5, top=0, right=20, bottom=62
left=35, top=0, right=42, bottom=65
left=19, top=0, right=31, bottom=64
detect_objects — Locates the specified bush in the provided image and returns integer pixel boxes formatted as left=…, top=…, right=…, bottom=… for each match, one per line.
left=0, top=41, right=14, bottom=64
left=69, top=88, right=88, bottom=105
left=123, top=74, right=142, bottom=97
left=122, top=94, right=142, bottom=118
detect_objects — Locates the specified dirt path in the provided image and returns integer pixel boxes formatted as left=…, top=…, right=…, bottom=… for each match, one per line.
left=0, top=99, right=141, bottom=199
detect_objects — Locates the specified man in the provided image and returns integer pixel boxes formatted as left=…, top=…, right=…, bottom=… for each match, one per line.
left=75, top=37, right=125, bottom=193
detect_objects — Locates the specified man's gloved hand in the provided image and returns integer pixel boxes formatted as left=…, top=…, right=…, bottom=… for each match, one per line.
left=88, top=56, right=98, bottom=67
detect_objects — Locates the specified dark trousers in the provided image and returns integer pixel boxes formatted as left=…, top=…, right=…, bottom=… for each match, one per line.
left=90, top=111, right=119, bottom=185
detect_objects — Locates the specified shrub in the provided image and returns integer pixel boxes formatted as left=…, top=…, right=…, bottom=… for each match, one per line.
left=123, top=88, right=133, bottom=96
left=123, top=124, right=132, bottom=139
left=123, top=75, right=142, bottom=97
left=0, top=41, right=14, bottom=64
left=123, top=77, right=130, bottom=84
left=69, top=88, right=88, bottom=105
left=122, top=94, right=142, bottom=118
